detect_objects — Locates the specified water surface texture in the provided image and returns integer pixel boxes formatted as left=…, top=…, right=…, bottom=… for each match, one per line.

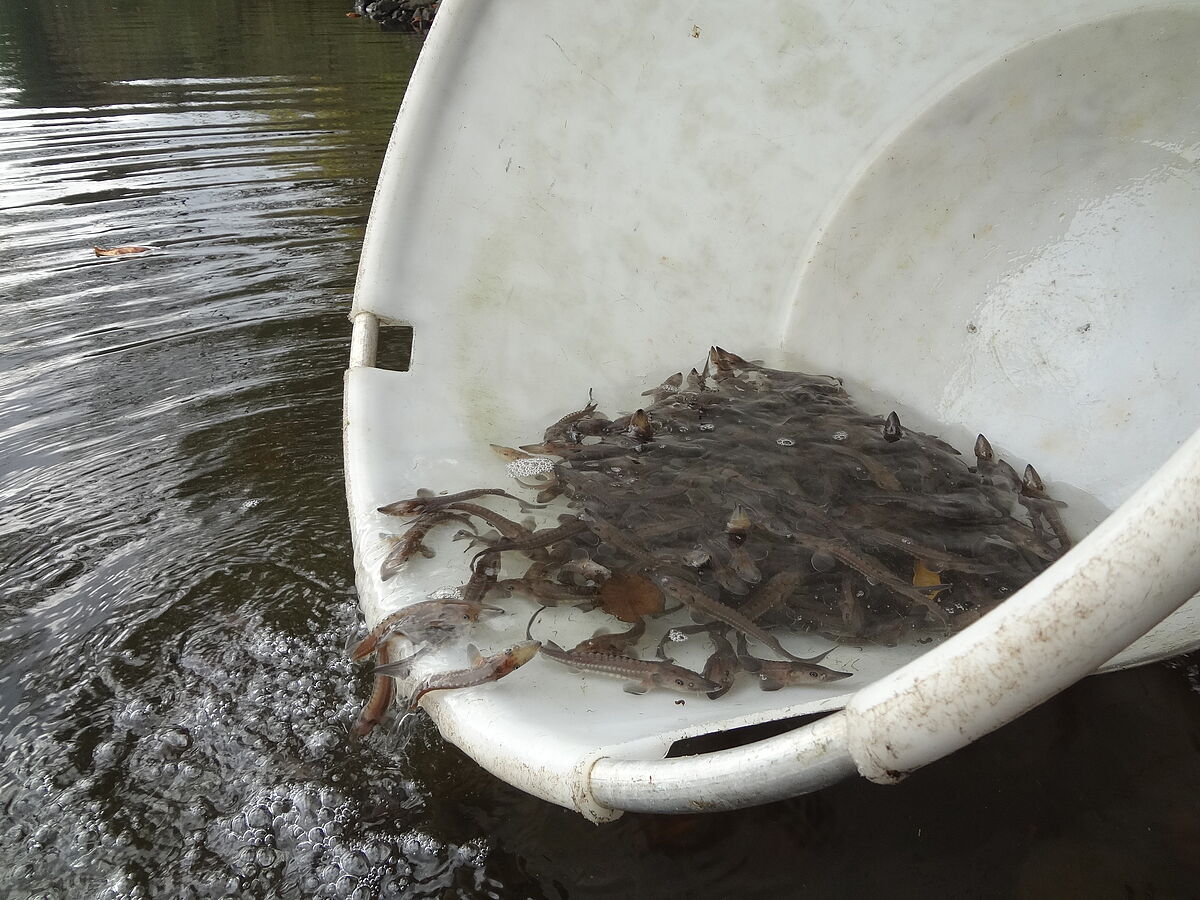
left=3, top=2, right=1200, bottom=898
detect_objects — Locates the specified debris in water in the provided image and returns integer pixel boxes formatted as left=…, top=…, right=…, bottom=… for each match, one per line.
left=93, top=245, right=151, bottom=256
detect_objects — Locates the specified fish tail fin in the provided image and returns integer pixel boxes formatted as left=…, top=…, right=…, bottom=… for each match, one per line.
left=525, top=607, right=546, bottom=642
left=348, top=636, right=376, bottom=662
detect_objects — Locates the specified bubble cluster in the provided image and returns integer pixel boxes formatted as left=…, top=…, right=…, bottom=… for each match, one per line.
left=0, top=595, right=501, bottom=899
left=504, top=456, right=555, bottom=479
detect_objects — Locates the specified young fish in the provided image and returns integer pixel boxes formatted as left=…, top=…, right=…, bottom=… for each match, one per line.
left=469, top=519, right=588, bottom=569
left=444, top=502, right=534, bottom=541
left=501, top=570, right=599, bottom=608
left=352, top=643, right=396, bottom=738
left=654, top=574, right=829, bottom=664
left=857, top=490, right=1004, bottom=522
left=839, top=574, right=866, bottom=636
left=851, top=527, right=1002, bottom=575
left=579, top=512, right=653, bottom=564
left=696, top=538, right=751, bottom=596
left=737, top=570, right=805, bottom=622
left=641, top=372, right=683, bottom=403
left=489, top=443, right=534, bottom=463
left=572, top=618, right=647, bottom=655
left=557, top=557, right=613, bottom=585
left=378, top=488, right=540, bottom=517
left=626, top=409, right=655, bottom=443
left=461, top=559, right=502, bottom=605
left=398, top=642, right=542, bottom=709
left=1020, top=464, right=1073, bottom=550
left=543, top=393, right=599, bottom=443
left=349, top=598, right=503, bottom=662
left=701, top=628, right=740, bottom=699
left=537, top=640, right=719, bottom=695
left=726, top=541, right=763, bottom=585
left=883, top=411, right=903, bottom=442
left=380, top=510, right=475, bottom=581
left=821, top=443, right=904, bottom=491
left=788, top=533, right=950, bottom=626
left=734, top=634, right=852, bottom=689
left=725, top=504, right=753, bottom=537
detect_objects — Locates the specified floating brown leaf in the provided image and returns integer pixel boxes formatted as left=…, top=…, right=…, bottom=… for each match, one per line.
left=598, top=572, right=663, bottom=622
left=93, top=246, right=151, bottom=257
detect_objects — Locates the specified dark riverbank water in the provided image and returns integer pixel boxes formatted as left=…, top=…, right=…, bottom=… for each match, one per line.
left=3, top=1, right=1200, bottom=897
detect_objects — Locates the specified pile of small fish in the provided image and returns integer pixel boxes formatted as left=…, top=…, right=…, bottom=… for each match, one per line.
left=351, top=347, right=1070, bottom=732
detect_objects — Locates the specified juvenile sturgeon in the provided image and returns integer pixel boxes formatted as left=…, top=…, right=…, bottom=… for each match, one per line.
left=737, top=570, right=805, bottom=622
left=696, top=538, right=750, bottom=596
left=788, top=533, right=950, bottom=626
left=642, top=372, right=683, bottom=403
left=397, top=641, right=542, bottom=709
left=571, top=618, right=646, bottom=655
left=580, top=512, right=654, bottom=564
left=1020, top=464, right=1073, bottom=550
left=654, top=574, right=831, bottom=664
left=380, top=510, right=475, bottom=581
left=543, top=393, right=598, bottom=443
left=883, top=411, right=903, bottom=443
left=378, top=488, right=540, bottom=517
left=352, top=643, right=396, bottom=738
left=701, top=627, right=740, bottom=699
left=851, top=527, right=1002, bottom=575
left=557, top=557, right=612, bottom=585
left=727, top=541, right=763, bottom=585
left=349, top=598, right=503, bottom=662
left=469, top=519, right=588, bottom=569
left=444, top=502, right=534, bottom=541
left=626, top=408, right=655, bottom=443
left=725, top=504, right=753, bottom=537
left=500, top=570, right=599, bottom=608
left=537, top=640, right=718, bottom=695
left=734, top=634, right=852, bottom=689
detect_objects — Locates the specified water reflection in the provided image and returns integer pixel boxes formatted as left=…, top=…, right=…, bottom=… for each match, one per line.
left=0, top=1, right=487, bottom=896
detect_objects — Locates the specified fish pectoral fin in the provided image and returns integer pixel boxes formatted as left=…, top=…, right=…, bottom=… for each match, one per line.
left=418, top=545, right=436, bottom=559
left=374, top=660, right=413, bottom=677
left=466, top=644, right=483, bottom=666
left=796, top=648, right=834, bottom=665
left=623, top=681, right=650, bottom=695
left=758, top=676, right=784, bottom=691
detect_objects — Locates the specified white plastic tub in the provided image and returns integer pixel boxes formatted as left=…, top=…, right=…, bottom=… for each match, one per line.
left=346, top=0, right=1200, bottom=821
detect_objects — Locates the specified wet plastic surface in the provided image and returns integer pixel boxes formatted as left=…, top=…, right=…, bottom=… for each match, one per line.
left=347, top=0, right=1200, bottom=816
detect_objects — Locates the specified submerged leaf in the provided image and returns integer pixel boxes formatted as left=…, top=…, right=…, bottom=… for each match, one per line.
left=598, top=572, right=663, bottom=622
left=913, top=560, right=947, bottom=599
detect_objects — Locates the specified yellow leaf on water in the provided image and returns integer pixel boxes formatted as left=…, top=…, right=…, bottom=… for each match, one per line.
left=913, top=559, right=947, bottom=599
left=94, top=246, right=151, bottom=257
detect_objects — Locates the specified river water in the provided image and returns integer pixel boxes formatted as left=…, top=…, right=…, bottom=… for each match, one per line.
left=3, top=1, right=1200, bottom=898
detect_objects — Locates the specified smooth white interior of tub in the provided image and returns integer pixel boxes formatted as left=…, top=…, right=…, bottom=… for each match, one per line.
left=347, top=0, right=1200, bottom=816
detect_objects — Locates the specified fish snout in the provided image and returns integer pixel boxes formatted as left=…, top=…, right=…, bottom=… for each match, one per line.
left=508, top=640, right=542, bottom=666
